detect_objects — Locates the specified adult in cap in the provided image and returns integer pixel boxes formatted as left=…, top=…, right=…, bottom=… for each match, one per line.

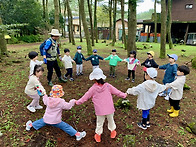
left=43, top=29, right=67, bottom=86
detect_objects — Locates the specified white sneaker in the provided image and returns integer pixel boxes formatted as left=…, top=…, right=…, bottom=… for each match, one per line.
left=27, top=105, right=36, bottom=112
left=35, top=105, right=43, bottom=109
left=26, top=120, right=32, bottom=131
left=159, top=92, right=166, bottom=97
left=76, top=131, right=86, bottom=141
left=164, top=95, right=169, bottom=100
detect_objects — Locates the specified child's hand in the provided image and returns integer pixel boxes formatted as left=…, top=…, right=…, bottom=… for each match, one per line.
left=125, top=93, right=127, bottom=97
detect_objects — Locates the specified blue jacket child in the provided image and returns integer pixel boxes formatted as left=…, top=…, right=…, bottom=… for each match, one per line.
left=158, top=54, right=178, bottom=100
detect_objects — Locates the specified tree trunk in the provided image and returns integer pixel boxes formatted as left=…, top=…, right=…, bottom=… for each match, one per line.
left=109, top=0, right=112, bottom=40
left=87, top=0, right=95, bottom=46
left=78, top=0, right=83, bottom=42
left=67, top=6, right=71, bottom=43
left=53, top=0, right=60, bottom=29
left=67, top=0, right=75, bottom=45
left=167, top=0, right=173, bottom=49
left=45, top=0, right=50, bottom=30
left=121, top=0, right=127, bottom=50
left=112, top=0, right=117, bottom=46
left=154, top=0, right=157, bottom=43
left=127, top=0, right=137, bottom=57
left=63, top=0, right=67, bottom=38
left=94, top=0, right=98, bottom=43
left=79, top=0, right=92, bottom=55
left=160, top=0, right=167, bottom=58
left=0, top=17, right=8, bottom=57
left=184, top=24, right=189, bottom=44
left=42, top=0, right=46, bottom=19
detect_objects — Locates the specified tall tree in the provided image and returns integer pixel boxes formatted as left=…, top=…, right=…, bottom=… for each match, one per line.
left=167, top=0, right=173, bottom=49
left=78, top=0, right=83, bottom=42
left=45, top=0, right=50, bottom=30
left=154, top=0, right=157, bottom=43
left=63, top=0, right=67, bottom=37
left=160, top=0, right=167, bottom=58
left=121, top=0, right=127, bottom=50
left=54, top=0, right=60, bottom=29
left=109, top=0, right=112, bottom=40
left=79, top=0, right=92, bottom=55
left=127, top=0, right=137, bottom=57
left=87, top=0, right=95, bottom=46
left=67, top=3, right=71, bottom=43
left=112, top=0, right=117, bottom=46
left=0, top=17, right=8, bottom=57
left=67, top=0, right=75, bottom=45
left=94, top=0, right=98, bottom=43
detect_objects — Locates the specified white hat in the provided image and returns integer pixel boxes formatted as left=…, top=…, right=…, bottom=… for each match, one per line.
left=146, top=68, right=157, bottom=78
left=89, top=68, right=106, bottom=80
left=49, top=29, right=62, bottom=36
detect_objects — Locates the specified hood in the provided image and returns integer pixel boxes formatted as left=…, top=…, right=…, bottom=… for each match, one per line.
left=93, top=83, right=108, bottom=93
left=143, top=80, right=157, bottom=93
left=47, top=97, right=61, bottom=108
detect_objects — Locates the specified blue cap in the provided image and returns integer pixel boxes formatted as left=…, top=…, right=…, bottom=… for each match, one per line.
left=77, top=46, right=82, bottom=49
left=167, top=54, right=178, bottom=61
left=93, top=49, right=97, bottom=53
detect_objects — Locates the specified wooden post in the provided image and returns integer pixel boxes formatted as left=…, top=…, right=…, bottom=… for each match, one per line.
left=184, top=24, right=189, bottom=44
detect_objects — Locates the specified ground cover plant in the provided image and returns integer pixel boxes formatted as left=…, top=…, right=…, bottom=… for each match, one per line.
left=0, top=39, right=195, bottom=146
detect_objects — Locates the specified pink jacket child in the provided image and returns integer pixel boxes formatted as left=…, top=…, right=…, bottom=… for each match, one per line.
left=76, top=68, right=127, bottom=143
left=25, top=85, right=86, bottom=141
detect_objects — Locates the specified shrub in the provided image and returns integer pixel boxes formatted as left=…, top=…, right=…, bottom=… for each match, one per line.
left=18, top=34, right=43, bottom=43
left=114, top=99, right=131, bottom=109
left=192, top=56, right=196, bottom=69
left=9, top=37, right=19, bottom=44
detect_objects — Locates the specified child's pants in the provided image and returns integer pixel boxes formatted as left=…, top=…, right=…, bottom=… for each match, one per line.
left=93, top=65, right=99, bottom=70
left=95, top=113, right=116, bottom=135
left=110, top=65, right=116, bottom=75
left=76, top=64, right=83, bottom=75
left=169, top=98, right=180, bottom=110
left=128, top=70, right=135, bottom=79
left=32, top=118, right=77, bottom=136
left=28, top=94, right=40, bottom=107
left=65, top=68, right=73, bottom=78
left=142, top=109, right=150, bottom=122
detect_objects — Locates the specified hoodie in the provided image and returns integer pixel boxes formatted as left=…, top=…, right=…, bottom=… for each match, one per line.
left=76, top=83, right=127, bottom=115
left=127, top=80, right=166, bottom=110
left=43, top=95, right=76, bottom=124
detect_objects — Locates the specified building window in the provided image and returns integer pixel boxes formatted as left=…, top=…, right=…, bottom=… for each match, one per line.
left=185, top=4, right=193, bottom=9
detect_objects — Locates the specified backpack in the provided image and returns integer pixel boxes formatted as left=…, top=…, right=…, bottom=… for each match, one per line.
left=39, top=38, right=52, bottom=56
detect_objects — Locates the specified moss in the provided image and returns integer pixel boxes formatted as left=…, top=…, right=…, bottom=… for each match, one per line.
left=183, top=83, right=191, bottom=90
left=192, top=56, right=196, bottom=69
left=123, top=135, right=136, bottom=147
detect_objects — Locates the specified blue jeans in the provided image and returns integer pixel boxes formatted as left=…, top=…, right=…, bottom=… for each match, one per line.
left=32, top=118, right=77, bottom=136
left=142, top=109, right=150, bottom=118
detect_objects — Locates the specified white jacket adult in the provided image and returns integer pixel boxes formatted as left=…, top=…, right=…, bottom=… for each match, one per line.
left=127, top=80, right=166, bottom=110
left=62, top=55, right=74, bottom=69
left=166, top=76, right=186, bottom=100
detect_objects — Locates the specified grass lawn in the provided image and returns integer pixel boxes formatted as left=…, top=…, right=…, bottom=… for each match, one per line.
left=0, top=39, right=195, bottom=146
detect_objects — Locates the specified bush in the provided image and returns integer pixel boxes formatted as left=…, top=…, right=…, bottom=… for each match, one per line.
left=192, top=56, right=196, bottom=69
left=9, top=37, right=19, bottom=44
left=18, top=34, right=43, bottom=43
left=114, top=99, right=131, bottom=109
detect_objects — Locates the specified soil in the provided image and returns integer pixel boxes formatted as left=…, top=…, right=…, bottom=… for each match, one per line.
left=0, top=40, right=195, bottom=147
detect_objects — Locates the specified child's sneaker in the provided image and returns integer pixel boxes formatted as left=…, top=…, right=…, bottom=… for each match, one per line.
left=27, top=105, right=36, bottom=112
left=132, top=79, right=135, bottom=83
left=79, top=73, right=83, bottom=76
left=26, top=120, right=32, bottom=131
left=125, top=77, right=130, bottom=80
left=111, top=130, right=117, bottom=138
left=159, top=92, right=166, bottom=97
left=76, top=131, right=86, bottom=141
left=48, top=81, right=54, bottom=87
left=35, top=105, right=43, bottom=109
left=76, top=73, right=80, bottom=76
left=69, top=78, right=74, bottom=81
left=146, top=123, right=150, bottom=128
left=137, top=122, right=147, bottom=130
left=94, top=134, right=101, bottom=142
left=112, top=75, right=115, bottom=78
left=64, top=75, right=68, bottom=80
left=164, top=95, right=169, bottom=100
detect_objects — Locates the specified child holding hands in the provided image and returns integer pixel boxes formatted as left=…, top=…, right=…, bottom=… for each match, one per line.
left=75, top=68, right=127, bottom=142
left=26, top=85, right=86, bottom=141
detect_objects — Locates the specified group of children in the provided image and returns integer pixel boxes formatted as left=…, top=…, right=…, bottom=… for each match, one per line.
left=24, top=46, right=190, bottom=143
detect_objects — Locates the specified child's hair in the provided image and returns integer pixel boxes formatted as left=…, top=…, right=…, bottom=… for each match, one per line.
left=178, top=65, right=190, bottom=75
left=64, top=48, right=70, bottom=53
left=112, top=49, right=116, bottom=52
left=130, top=51, right=136, bottom=58
left=95, top=79, right=105, bottom=85
left=28, top=51, right=38, bottom=59
left=33, top=65, right=44, bottom=75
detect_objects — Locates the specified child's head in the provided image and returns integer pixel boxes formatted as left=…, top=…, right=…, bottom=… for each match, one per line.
left=112, top=49, right=116, bottom=55
left=33, top=65, right=44, bottom=77
left=93, top=49, right=97, bottom=55
left=28, top=51, right=38, bottom=60
left=147, top=51, right=154, bottom=59
left=144, top=68, right=157, bottom=80
left=77, top=46, right=82, bottom=53
left=177, top=65, right=190, bottom=76
left=130, top=51, right=136, bottom=58
left=64, top=48, right=70, bottom=55
left=89, top=68, right=106, bottom=85
left=50, top=85, right=64, bottom=98
left=167, top=54, right=178, bottom=63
